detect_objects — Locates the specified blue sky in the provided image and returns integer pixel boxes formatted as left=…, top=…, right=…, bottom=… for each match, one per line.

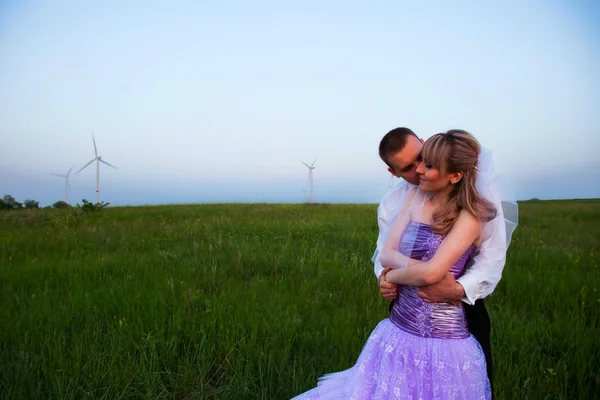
left=1, top=0, right=599, bottom=206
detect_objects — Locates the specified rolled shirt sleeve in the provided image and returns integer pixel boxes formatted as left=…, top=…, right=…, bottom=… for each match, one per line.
left=456, top=192, right=508, bottom=304
left=372, top=182, right=414, bottom=279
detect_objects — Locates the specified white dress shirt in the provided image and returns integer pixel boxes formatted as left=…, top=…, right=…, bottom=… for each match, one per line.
left=371, top=180, right=509, bottom=305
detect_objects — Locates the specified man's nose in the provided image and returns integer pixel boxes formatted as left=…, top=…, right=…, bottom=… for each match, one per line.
left=415, top=162, right=424, bottom=174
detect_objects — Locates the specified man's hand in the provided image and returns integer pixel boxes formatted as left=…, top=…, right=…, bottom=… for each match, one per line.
left=379, top=267, right=398, bottom=300
left=417, top=272, right=465, bottom=306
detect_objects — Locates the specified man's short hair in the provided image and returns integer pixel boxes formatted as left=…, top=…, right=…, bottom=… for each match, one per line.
left=379, top=127, right=418, bottom=166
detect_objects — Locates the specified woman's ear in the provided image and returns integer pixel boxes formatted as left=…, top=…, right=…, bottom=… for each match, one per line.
left=450, top=171, right=464, bottom=185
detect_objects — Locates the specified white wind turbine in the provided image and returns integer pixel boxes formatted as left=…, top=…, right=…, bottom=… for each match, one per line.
left=300, top=159, right=316, bottom=203
left=50, top=166, right=73, bottom=204
left=76, top=133, right=116, bottom=204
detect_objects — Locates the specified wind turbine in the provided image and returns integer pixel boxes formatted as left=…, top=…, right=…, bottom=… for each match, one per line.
left=76, top=133, right=116, bottom=204
left=50, top=166, right=73, bottom=204
left=300, top=159, right=316, bottom=203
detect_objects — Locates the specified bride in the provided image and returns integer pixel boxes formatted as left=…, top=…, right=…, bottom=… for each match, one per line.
left=292, top=130, right=516, bottom=400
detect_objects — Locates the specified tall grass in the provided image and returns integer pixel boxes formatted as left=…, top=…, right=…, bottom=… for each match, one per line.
left=0, top=200, right=598, bottom=399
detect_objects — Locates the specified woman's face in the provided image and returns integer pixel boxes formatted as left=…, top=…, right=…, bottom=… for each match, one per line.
left=415, top=160, right=454, bottom=193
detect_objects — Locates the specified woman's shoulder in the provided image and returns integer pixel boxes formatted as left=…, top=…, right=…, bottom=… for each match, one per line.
left=456, top=209, right=484, bottom=236
left=458, top=208, right=480, bottom=223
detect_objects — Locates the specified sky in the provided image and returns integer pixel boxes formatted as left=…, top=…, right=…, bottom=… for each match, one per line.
left=1, top=0, right=599, bottom=206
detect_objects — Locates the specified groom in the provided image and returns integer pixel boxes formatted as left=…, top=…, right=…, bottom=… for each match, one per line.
left=372, top=127, right=510, bottom=396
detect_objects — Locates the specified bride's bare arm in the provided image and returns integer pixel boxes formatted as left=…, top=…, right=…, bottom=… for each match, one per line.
left=379, top=189, right=418, bottom=270
left=385, top=210, right=482, bottom=286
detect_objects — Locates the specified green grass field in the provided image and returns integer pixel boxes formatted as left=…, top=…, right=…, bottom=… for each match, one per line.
left=1, top=200, right=599, bottom=399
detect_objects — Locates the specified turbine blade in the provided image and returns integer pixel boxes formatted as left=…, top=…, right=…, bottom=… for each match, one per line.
left=100, top=159, right=116, bottom=169
left=311, top=159, right=316, bottom=167
left=76, top=159, right=96, bottom=174
left=50, top=173, right=65, bottom=177
left=300, top=160, right=310, bottom=168
left=67, top=165, right=74, bottom=176
left=92, top=132, right=98, bottom=157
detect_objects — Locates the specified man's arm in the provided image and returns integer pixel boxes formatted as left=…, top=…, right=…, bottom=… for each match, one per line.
left=417, top=272, right=465, bottom=305
left=373, top=203, right=398, bottom=301
left=372, top=182, right=413, bottom=277
left=455, top=209, right=507, bottom=305
left=418, top=195, right=509, bottom=305
left=372, top=200, right=388, bottom=280
left=372, top=183, right=414, bottom=300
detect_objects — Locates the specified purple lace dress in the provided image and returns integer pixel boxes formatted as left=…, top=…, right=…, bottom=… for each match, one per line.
left=292, top=221, right=491, bottom=400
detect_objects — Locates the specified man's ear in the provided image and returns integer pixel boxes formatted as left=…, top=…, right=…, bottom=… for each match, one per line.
left=387, top=167, right=398, bottom=177
left=419, top=137, right=425, bottom=144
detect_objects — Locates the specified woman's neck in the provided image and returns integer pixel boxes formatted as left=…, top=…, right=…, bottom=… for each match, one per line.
left=430, top=188, right=452, bottom=208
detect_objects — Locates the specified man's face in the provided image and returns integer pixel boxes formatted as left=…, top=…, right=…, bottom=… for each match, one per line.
left=386, top=136, right=423, bottom=185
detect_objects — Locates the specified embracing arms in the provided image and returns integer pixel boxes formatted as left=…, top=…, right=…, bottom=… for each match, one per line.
left=384, top=210, right=483, bottom=287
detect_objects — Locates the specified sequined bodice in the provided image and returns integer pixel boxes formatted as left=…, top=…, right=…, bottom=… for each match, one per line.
left=390, top=221, right=477, bottom=339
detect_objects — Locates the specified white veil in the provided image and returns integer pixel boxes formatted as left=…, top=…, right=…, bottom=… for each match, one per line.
left=475, top=146, right=519, bottom=247
left=378, top=144, right=518, bottom=271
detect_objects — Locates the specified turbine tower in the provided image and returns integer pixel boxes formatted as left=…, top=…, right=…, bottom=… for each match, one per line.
left=300, top=159, right=316, bottom=203
left=76, top=133, right=116, bottom=204
left=50, top=166, right=73, bottom=204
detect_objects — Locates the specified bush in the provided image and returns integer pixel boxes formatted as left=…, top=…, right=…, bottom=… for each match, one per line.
left=24, top=199, right=40, bottom=209
left=52, top=201, right=71, bottom=209
left=77, top=199, right=110, bottom=212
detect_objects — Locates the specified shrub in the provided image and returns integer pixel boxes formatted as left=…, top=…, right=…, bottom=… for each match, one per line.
left=77, top=199, right=110, bottom=212
left=52, top=201, right=71, bottom=209
left=24, top=199, right=40, bottom=209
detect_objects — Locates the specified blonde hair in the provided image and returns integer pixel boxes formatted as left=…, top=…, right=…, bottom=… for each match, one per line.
left=421, top=129, right=497, bottom=235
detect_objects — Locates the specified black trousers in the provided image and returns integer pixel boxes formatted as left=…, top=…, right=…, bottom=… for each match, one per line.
left=389, top=299, right=494, bottom=396
left=464, top=299, right=493, bottom=396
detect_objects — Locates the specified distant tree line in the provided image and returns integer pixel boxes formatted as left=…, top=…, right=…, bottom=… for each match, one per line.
left=1, top=194, right=110, bottom=212
left=0, top=194, right=71, bottom=210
